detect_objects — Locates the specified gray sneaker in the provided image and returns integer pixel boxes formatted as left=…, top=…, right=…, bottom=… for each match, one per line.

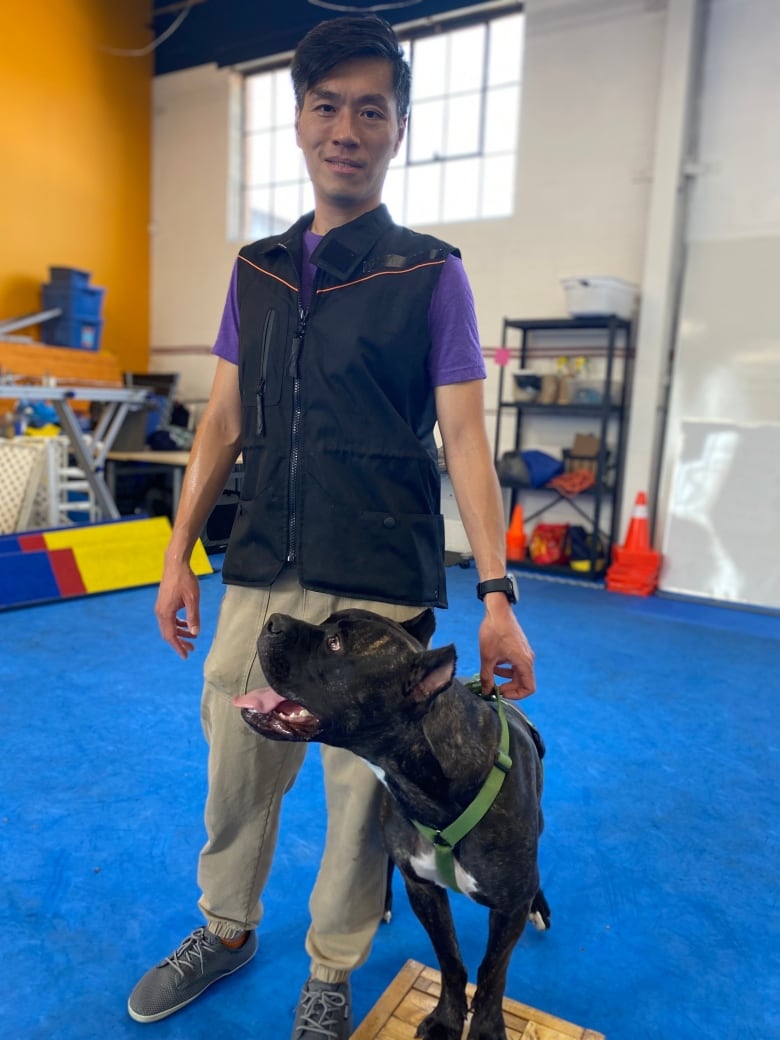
left=292, top=978, right=353, bottom=1039
left=127, top=926, right=257, bottom=1023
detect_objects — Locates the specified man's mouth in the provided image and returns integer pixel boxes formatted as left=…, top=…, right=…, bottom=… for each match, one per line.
left=233, top=687, right=321, bottom=740
left=326, top=157, right=361, bottom=171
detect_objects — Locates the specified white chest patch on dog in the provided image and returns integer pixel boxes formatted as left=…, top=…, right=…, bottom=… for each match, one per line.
left=410, top=848, right=480, bottom=898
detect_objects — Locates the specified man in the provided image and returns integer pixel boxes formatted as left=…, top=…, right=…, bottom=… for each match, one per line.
left=128, top=14, right=535, bottom=1039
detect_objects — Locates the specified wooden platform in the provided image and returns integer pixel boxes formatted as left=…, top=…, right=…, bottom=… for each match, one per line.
left=351, top=960, right=605, bottom=1040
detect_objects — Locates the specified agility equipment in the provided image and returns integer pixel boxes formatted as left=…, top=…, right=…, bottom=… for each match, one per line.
left=351, top=960, right=605, bottom=1040
left=0, top=515, right=212, bottom=610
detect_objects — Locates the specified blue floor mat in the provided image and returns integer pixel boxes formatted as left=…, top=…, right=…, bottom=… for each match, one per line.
left=1, top=561, right=778, bottom=1039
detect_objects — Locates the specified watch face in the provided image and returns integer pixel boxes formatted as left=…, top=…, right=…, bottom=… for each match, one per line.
left=507, top=572, right=518, bottom=601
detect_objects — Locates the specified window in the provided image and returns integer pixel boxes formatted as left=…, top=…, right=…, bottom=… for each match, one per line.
left=240, top=11, right=524, bottom=239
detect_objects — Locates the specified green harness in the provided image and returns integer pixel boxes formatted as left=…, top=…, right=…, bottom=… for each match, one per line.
left=410, top=682, right=512, bottom=893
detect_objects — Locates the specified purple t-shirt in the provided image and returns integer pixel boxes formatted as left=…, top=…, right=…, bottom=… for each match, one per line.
left=212, top=230, right=486, bottom=386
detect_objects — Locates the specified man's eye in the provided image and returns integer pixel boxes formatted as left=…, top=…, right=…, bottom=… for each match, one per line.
left=326, top=635, right=341, bottom=651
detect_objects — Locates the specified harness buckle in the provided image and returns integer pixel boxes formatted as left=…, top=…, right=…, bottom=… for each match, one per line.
left=494, top=748, right=513, bottom=773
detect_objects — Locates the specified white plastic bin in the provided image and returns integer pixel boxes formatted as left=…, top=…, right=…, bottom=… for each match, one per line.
left=561, top=276, right=638, bottom=320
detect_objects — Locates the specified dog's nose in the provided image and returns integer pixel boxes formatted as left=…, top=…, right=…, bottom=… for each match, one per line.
left=264, top=613, right=293, bottom=636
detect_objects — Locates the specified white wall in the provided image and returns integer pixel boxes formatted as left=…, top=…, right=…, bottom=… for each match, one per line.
left=149, top=63, right=237, bottom=403
left=657, top=0, right=780, bottom=607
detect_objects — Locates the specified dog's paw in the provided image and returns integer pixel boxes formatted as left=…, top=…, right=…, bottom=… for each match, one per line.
left=467, top=1006, right=509, bottom=1040
left=528, top=910, right=547, bottom=930
left=415, top=1006, right=467, bottom=1040
left=528, top=887, right=551, bottom=930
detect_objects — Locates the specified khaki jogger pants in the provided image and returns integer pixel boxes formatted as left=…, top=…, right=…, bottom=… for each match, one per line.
left=197, top=566, right=424, bottom=983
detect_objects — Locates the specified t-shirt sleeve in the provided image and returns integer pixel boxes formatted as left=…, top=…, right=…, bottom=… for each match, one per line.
left=428, top=253, right=487, bottom=387
left=211, top=261, right=240, bottom=365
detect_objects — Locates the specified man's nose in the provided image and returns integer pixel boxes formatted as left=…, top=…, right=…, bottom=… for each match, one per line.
left=332, top=109, right=359, bottom=144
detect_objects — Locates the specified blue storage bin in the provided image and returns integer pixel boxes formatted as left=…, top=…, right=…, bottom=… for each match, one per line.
left=48, top=266, right=91, bottom=288
left=41, top=316, right=103, bottom=351
left=42, top=283, right=106, bottom=321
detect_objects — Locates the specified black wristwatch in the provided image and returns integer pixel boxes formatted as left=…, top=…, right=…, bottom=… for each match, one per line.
left=476, top=573, right=518, bottom=604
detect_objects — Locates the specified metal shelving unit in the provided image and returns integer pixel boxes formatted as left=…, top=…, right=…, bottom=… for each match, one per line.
left=494, top=315, right=634, bottom=579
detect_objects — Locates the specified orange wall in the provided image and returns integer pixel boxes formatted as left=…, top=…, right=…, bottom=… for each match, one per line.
left=1, top=0, right=152, bottom=371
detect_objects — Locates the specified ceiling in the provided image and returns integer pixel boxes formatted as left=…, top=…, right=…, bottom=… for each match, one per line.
left=150, top=0, right=514, bottom=75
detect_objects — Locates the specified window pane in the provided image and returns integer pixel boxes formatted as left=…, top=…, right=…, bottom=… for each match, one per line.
left=245, top=131, right=271, bottom=187
left=383, top=166, right=406, bottom=222
left=488, top=14, right=524, bottom=87
left=409, top=99, right=444, bottom=162
left=245, top=186, right=273, bottom=238
left=480, top=154, right=515, bottom=218
left=411, top=36, right=447, bottom=101
left=406, top=163, right=442, bottom=225
left=444, top=92, right=481, bottom=156
left=447, top=25, right=485, bottom=94
left=483, top=84, right=520, bottom=154
left=442, top=157, right=480, bottom=222
left=271, top=125, right=299, bottom=184
left=273, top=68, right=293, bottom=123
left=300, top=179, right=315, bottom=215
left=245, top=76, right=272, bottom=132
left=273, top=182, right=304, bottom=228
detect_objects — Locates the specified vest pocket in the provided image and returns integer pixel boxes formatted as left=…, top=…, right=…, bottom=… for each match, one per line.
left=244, top=306, right=287, bottom=424
left=303, top=508, right=446, bottom=607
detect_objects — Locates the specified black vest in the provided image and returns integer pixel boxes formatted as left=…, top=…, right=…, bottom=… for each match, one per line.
left=222, top=205, right=456, bottom=608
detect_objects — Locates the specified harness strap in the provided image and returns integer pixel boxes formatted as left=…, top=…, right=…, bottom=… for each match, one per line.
left=411, top=694, right=512, bottom=893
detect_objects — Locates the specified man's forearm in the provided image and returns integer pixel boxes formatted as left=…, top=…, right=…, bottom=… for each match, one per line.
left=445, top=447, right=508, bottom=583
left=165, top=420, right=241, bottom=565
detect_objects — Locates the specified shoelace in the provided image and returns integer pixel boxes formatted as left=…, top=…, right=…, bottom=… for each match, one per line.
left=296, top=988, right=348, bottom=1038
left=163, top=928, right=216, bottom=980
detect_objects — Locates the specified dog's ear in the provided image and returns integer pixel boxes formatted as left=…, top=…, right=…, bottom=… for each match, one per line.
left=401, top=609, right=436, bottom=647
left=406, top=644, right=456, bottom=704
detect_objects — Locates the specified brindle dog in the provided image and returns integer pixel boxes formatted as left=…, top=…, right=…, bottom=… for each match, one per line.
left=235, top=608, right=549, bottom=1040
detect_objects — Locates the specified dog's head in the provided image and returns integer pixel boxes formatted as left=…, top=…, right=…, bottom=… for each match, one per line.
left=234, top=607, right=457, bottom=748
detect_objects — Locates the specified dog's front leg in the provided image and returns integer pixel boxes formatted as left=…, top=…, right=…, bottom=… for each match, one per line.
left=467, top=904, right=530, bottom=1040
left=403, top=875, right=468, bottom=1040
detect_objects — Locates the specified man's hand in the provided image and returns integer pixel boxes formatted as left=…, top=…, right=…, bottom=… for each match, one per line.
left=154, top=558, right=202, bottom=660
left=478, top=602, right=536, bottom=699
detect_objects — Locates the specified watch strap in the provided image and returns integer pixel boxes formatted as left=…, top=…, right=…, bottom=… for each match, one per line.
left=476, top=575, right=517, bottom=602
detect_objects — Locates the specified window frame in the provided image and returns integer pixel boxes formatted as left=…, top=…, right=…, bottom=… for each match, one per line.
left=238, top=5, right=524, bottom=238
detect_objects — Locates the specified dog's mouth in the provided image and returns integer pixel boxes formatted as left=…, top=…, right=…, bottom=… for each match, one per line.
left=233, top=687, right=321, bottom=741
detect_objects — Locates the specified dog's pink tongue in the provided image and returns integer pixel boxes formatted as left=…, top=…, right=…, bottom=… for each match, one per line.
left=233, top=687, right=286, bottom=713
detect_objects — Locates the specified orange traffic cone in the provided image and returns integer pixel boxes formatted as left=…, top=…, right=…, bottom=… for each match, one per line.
left=606, top=491, right=662, bottom=597
left=506, top=504, right=527, bottom=563
left=622, top=490, right=650, bottom=553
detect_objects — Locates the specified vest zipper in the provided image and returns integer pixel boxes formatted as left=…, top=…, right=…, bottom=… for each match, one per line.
left=286, top=304, right=307, bottom=562
left=256, top=309, right=275, bottom=436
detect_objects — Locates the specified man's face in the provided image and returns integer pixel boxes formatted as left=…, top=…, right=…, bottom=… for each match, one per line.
left=295, top=57, right=406, bottom=229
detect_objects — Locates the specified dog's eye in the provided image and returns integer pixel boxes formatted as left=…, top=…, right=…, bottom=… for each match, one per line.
left=326, top=634, right=341, bottom=652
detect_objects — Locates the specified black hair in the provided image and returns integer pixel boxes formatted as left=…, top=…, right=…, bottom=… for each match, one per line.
left=291, top=15, right=411, bottom=120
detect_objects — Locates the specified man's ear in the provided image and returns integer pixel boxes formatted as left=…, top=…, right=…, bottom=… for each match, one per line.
left=294, top=107, right=301, bottom=142
left=406, top=645, right=456, bottom=705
